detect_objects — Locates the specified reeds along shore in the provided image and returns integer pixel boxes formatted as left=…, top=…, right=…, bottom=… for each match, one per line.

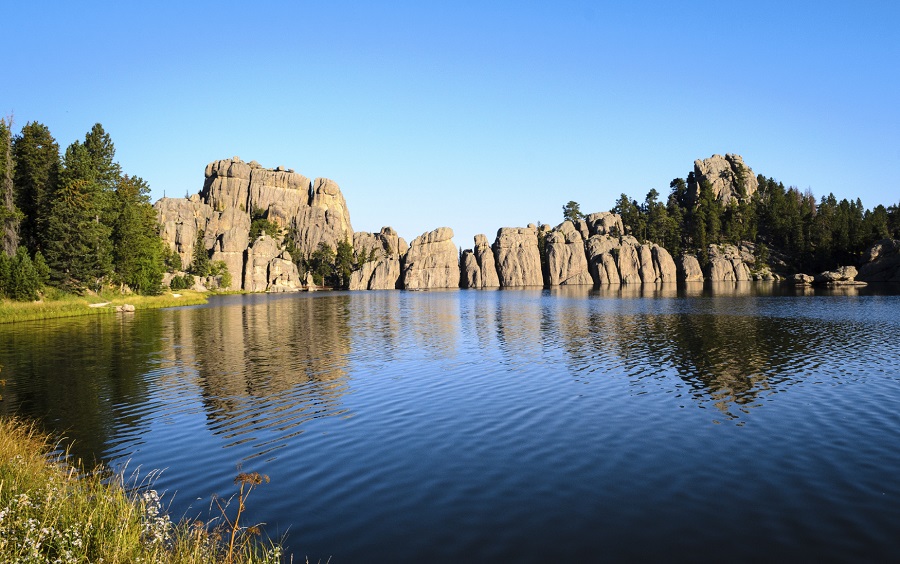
left=0, top=417, right=284, bottom=563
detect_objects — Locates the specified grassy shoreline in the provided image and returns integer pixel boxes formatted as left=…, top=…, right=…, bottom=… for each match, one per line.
left=0, top=290, right=211, bottom=324
left=0, top=416, right=284, bottom=563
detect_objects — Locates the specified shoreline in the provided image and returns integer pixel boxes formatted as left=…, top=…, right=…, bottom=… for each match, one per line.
left=0, top=290, right=212, bottom=325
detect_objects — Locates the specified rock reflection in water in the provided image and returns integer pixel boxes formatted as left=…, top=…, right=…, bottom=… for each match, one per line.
left=155, top=294, right=353, bottom=459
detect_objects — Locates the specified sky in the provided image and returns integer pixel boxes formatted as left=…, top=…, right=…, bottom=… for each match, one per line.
left=4, top=1, right=899, bottom=248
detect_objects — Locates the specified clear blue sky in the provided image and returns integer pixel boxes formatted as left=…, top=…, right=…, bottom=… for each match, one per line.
left=5, top=1, right=899, bottom=248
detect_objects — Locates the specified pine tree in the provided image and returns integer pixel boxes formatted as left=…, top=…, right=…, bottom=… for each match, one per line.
left=0, top=117, right=20, bottom=256
left=190, top=229, right=210, bottom=276
left=12, top=122, right=59, bottom=253
left=42, top=141, right=114, bottom=293
left=112, top=175, right=165, bottom=294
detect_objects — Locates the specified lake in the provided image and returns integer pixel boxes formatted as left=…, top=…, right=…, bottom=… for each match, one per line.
left=2, top=282, right=900, bottom=562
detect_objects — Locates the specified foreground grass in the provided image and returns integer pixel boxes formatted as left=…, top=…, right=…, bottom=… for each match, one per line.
left=0, top=290, right=210, bottom=324
left=0, top=417, right=284, bottom=563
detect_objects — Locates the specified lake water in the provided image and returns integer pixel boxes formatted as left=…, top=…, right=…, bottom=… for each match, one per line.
left=2, top=283, right=900, bottom=562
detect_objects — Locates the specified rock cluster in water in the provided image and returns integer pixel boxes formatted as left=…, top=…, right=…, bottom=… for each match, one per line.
left=155, top=154, right=890, bottom=292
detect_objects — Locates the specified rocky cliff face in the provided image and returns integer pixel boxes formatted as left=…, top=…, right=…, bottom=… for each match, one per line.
left=546, top=221, right=592, bottom=285
left=461, top=234, right=501, bottom=288
left=349, top=227, right=408, bottom=290
left=493, top=226, right=544, bottom=287
left=156, top=157, right=353, bottom=292
left=402, top=227, right=459, bottom=289
left=690, top=154, right=758, bottom=205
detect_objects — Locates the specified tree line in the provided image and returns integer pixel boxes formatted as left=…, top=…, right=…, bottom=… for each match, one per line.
left=0, top=118, right=166, bottom=300
left=564, top=171, right=900, bottom=273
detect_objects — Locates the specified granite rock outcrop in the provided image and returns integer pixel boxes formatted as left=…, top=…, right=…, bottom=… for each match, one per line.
left=690, top=154, right=758, bottom=205
left=156, top=157, right=353, bottom=292
left=493, top=226, right=544, bottom=287
left=402, top=227, right=459, bottom=289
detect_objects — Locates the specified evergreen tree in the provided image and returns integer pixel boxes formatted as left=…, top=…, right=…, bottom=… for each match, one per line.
left=0, top=118, right=20, bottom=256
left=112, top=175, right=165, bottom=294
left=12, top=122, right=59, bottom=253
left=334, top=239, right=354, bottom=289
left=190, top=229, right=211, bottom=276
left=42, top=176, right=113, bottom=293
left=562, top=201, right=584, bottom=223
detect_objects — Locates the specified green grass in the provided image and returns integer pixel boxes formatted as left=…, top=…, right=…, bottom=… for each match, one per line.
left=0, top=417, right=285, bottom=563
left=0, top=290, right=210, bottom=324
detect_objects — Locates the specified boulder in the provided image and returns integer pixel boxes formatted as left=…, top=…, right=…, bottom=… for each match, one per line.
left=816, top=266, right=865, bottom=286
left=791, top=273, right=815, bottom=285
left=678, top=255, right=704, bottom=282
left=402, top=227, right=459, bottom=289
left=651, top=245, right=677, bottom=282
left=493, top=227, right=544, bottom=287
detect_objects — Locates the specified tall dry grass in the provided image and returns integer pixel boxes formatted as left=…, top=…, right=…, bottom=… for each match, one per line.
left=0, top=417, right=285, bottom=563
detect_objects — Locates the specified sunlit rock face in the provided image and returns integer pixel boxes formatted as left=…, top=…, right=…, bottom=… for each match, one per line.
left=493, top=226, right=544, bottom=287
left=156, top=157, right=353, bottom=291
left=402, top=227, right=459, bottom=290
left=689, top=153, right=758, bottom=205
left=350, top=227, right=407, bottom=290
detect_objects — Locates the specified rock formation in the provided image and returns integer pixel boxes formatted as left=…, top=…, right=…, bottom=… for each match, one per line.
left=349, top=227, right=407, bottom=290
left=689, top=154, right=758, bottom=205
left=156, top=157, right=354, bottom=292
left=461, top=234, right=501, bottom=289
left=493, top=226, right=543, bottom=287
left=546, top=221, right=592, bottom=285
left=584, top=232, right=676, bottom=285
left=678, top=255, right=704, bottom=282
left=402, top=227, right=459, bottom=289
left=858, top=239, right=900, bottom=282
left=706, top=244, right=752, bottom=282
left=816, top=266, right=864, bottom=286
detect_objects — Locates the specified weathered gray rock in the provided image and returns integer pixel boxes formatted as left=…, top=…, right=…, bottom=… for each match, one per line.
left=617, top=241, right=642, bottom=284
left=678, top=255, right=704, bottom=282
left=156, top=158, right=355, bottom=292
left=584, top=212, right=624, bottom=237
left=402, top=227, right=459, bottom=289
left=546, top=222, right=592, bottom=285
left=460, top=250, right=481, bottom=289
left=816, top=266, right=863, bottom=285
left=305, top=272, right=316, bottom=290
left=242, top=235, right=301, bottom=292
left=474, top=234, right=500, bottom=288
left=858, top=239, right=900, bottom=282
left=493, top=227, right=543, bottom=287
left=690, top=154, right=758, bottom=205
left=651, top=245, right=678, bottom=282
left=350, top=227, right=407, bottom=290
left=706, top=244, right=752, bottom=282
left=155, top=197, right=215, bottom=270
left=791, top=273, right=815, bottom=285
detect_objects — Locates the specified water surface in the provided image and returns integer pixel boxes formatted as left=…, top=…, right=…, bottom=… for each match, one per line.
left=2, top=283, right=899, bottom=561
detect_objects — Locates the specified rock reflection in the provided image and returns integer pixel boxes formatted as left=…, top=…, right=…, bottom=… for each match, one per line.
left=157, top=294, right=353, bottom=458
left=547, top=287, right=821, bottom=418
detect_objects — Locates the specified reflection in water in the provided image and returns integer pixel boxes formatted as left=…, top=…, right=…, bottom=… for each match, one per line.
left=2, top=285, right=900, bottom=561
left=156, top=294, right=354, bottom=459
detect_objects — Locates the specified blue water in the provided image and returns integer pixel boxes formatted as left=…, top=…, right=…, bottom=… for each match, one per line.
left=2, top=283, right=900, bottom=562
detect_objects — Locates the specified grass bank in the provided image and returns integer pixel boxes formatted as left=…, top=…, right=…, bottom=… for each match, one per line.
left=0, top=417, right=284, bottom=563
left=0, top=290, right=210, bottom=324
